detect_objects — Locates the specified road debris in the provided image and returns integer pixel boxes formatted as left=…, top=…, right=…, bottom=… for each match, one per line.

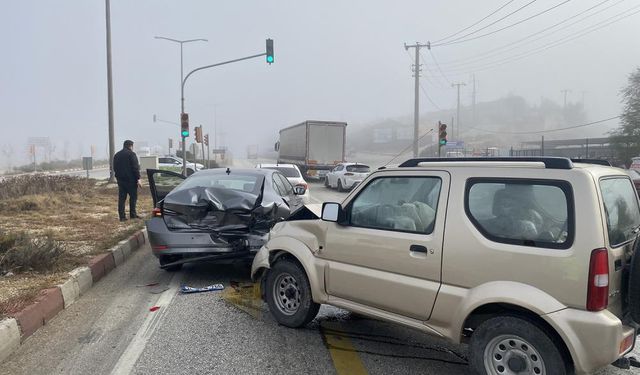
left=179, top=284, right=224, bottom=294
left=136, top=282, right=159, bottom=287
left=149, top=306, right=160, bottom=312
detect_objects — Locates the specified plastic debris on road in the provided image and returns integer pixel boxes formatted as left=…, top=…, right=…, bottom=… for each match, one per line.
left=149, top=306, right=160, bottom=312
left=180, top=284, right=225, bottom=294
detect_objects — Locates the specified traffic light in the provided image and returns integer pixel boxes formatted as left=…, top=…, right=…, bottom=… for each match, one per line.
left=438, top=122, right=447, bottom=146
left=195, top=125, right=203, bottom=143
left=204, top=134, right=209, bottom=146
left=181, top=113, right=189, bottom=138
left=266, top=38, right=274, bottom=64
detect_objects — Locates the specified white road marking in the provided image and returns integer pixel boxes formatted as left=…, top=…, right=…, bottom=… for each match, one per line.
left=109, top=273, right=181, bottom=375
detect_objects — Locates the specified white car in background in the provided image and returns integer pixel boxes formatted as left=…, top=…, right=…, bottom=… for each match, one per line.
left=255, top=163, right=310, bottom=202
left=325, top=163, right=371, bottom=191
left=158, top=156, right=204, bottom=175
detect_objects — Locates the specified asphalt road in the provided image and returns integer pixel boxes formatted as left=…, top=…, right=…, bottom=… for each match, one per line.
left=2, top=182, right=639, bottom=375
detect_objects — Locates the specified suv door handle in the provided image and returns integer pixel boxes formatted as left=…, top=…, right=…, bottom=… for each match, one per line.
left=410, top=245, right=428, bottom=254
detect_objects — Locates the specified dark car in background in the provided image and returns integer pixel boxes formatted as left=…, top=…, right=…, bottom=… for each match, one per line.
left=145, top=168, right=306, bottom=271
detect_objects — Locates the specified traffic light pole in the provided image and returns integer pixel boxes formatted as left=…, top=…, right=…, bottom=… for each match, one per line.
left=180, top=51, right=267, bottom=173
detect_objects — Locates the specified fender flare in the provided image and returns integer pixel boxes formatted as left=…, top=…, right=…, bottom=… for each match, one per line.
left=251, top=236, right=328, bottom=303
left=446, top=281, right=566, bottom=341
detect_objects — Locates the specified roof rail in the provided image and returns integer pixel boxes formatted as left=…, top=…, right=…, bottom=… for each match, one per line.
left=397, top=157, right=573, bottom=169
left=570, top=158, right=611, bottom=166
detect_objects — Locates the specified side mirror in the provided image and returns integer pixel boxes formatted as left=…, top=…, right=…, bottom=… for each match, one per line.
left=322, top=202, right=344, bottom=222
left=274, top=141, right=280, bottom=152
left=293, top=185, right=307, bottom=195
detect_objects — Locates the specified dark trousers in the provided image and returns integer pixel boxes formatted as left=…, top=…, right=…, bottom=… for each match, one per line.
left=117, top=182, right=138, bottom=219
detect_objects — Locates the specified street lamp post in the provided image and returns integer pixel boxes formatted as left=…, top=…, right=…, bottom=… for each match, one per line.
left=154, top=36, right=207, bottom=176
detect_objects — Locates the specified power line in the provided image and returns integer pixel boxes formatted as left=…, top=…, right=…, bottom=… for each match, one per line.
left=433, top=0, right=573, bottom=47
left=419, top=82, right=443, bottom=111
left=467, top=115, right=620, bottom=135
left=436, top=0, right=622, bottom=69
left=432, top=0, right=519, bottom=44
left=437, top=0, right=619, bottom=68
left=423, top=49, right=452, bottom=85
left=433, top=5, right=640, bottom=75
left=383, top=129, right=435, bottom=167
left=431, top=0, right=539, bottom=47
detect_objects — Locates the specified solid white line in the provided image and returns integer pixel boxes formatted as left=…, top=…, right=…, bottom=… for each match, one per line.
left=109, top=273, right=181, bottom=375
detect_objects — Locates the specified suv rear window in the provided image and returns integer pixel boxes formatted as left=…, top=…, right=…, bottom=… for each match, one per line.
left=600, top=177, right=640, bottom=247
left=346, top=165, right=370, bottom=173
left=465, top=179, right=573, bottom=249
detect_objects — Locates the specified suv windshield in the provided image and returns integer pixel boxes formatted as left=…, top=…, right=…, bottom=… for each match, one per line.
left=346, top=165, right=370, bottom=173
left=600, top=177, right=640, bottom=247
left=265, top=167, right=300, bottom=178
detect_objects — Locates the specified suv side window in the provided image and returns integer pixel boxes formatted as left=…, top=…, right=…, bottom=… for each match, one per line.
left=348, top=176, right=441, bottom=234
left=335, top=165, right=344, bottom=172
left=465, top=179, right=574, bottom=249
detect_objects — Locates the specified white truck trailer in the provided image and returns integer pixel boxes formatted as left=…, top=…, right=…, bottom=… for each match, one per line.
left=276, top=120, right=347, bottom=179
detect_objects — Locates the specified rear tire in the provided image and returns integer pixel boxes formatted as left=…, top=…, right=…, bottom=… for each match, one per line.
left=469, top=316, right=569, bottom=375
left=159, top=255, right=183, bottom=272
left=265, top=259, right=319, bottom=327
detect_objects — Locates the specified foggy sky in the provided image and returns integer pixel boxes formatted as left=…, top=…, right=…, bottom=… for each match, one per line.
left=1, top=0, right=639, bottom=166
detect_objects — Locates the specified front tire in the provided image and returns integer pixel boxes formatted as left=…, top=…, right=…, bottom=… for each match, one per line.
left=265, top=259, right=319, bottom=327
left=324, top=177, right=330, bottom=188
left=469, top=316, right=569, bottom=375
left=337, top=179, right=344, bottom=192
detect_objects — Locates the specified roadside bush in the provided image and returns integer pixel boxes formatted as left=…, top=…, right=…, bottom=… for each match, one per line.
left=0, top=231, right=68, bottom=274
left=0, top=175, right=93, bottom=200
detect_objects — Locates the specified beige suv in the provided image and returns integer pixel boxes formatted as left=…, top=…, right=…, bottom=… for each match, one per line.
left=251, top=157, right=640, bottom=374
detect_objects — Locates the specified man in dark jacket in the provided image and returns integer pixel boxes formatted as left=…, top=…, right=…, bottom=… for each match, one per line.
left=113, top=140, right=141, bottom=221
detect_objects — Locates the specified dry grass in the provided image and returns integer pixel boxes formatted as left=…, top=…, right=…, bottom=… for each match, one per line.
left=0, top=177, right=153, bottom=317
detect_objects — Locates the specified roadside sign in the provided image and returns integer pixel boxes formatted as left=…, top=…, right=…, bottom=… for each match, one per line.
left=82, top=157, right=93, bottom=170
left=445, top=141, right=465, bottom=148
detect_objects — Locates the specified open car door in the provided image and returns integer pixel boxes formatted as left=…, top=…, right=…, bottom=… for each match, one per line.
left=147, top=169, right=186, bottom=207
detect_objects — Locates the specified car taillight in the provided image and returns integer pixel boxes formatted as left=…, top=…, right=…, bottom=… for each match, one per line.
left=587, top=248, right=609, bottom=311
left=152, top=207, right=162, bottom=217
left=296, top=182, right=308, bottom=190
left=344, top=173, right=354, bottom=176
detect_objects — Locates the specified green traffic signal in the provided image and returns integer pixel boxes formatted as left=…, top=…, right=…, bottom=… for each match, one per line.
left=181, top=130, right=189, bottom=137
left=439, top=139, right=447, bottom=145
left=266, top=38, right=274, bottom=64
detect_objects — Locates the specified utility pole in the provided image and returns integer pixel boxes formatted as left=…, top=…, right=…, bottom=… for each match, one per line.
left=472, top=74, right=477, bottom=127
left=404, top=42, right=428, bottom=157
left=200, top=126, right=205, bottom=167
left=560, top=89, right=571, bottom=109
left=452, top=82, right=466, bottom=139
left=105, top=0, right=115, bottom=183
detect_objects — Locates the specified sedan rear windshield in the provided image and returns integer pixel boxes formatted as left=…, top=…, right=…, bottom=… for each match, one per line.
left=346, top=165, right=370, bottom=173
left=265, top=167, right=300, bottom=178
left=600, top=177, right=640, bottom=247
left=176, top=174, right=261, bottom=194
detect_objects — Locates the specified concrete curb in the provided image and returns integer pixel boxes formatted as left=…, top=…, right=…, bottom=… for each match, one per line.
left=0, top=229, right=147, bottom=362
left=0, top=318, right=20, bottom=363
